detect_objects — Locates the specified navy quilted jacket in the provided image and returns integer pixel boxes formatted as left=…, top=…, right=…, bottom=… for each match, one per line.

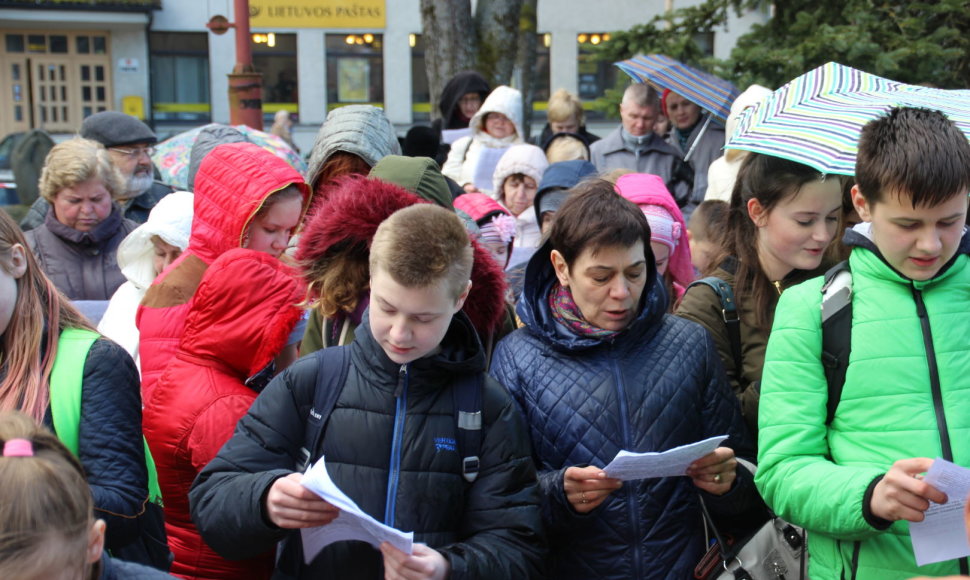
left=491, top=242, right=759, bottom=580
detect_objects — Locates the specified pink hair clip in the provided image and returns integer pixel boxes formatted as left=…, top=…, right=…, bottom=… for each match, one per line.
left=3, top=438, right=34, bottom=457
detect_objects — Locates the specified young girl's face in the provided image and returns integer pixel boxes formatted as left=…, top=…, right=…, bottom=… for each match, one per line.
left=502, top=175, right=538, bottom=217
left=482, top=240, right=510, bottom=269
left=751, top=179, right=843, bottom=281
left=650, top=242, right=670, bottom=276
left=244, top=195, right=303, bottom=258
left=484, top=113, right=515, bottom=140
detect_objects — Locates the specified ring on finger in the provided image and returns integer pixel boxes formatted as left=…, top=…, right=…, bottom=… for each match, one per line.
left=581, top=491, right=589, bottom=504
left=713, top=473, right=723, bottom=484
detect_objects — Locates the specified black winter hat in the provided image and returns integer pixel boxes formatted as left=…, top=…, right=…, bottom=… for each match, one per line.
left=80, top=111, right=157, bottom=147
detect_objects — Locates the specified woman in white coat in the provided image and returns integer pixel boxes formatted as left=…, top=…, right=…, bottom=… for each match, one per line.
left=98, top=191, right=193, bottom=369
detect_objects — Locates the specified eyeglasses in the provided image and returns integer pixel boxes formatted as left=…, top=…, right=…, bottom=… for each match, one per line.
left=109, top=146, right=156, bottom=158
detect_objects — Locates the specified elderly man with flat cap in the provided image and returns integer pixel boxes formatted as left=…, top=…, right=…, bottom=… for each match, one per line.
left=21, top=111, right=173, bottom=230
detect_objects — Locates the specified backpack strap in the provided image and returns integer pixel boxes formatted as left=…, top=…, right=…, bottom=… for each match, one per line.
left=688, top=277, right=742, bottom=381
left=820, top=260, right=853, bottom=426
left=49, top=328, right=163, bottom=504
left=298, top=346, right=351, bottom=472
left=453, top=372, right=484, bottom=483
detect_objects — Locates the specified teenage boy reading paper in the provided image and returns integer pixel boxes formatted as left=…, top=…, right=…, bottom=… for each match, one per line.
left=755, top=107, right=970, bottom=580
left=189, top=204, right=544, bottom=579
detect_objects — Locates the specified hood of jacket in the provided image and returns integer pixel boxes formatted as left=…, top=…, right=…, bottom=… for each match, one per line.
left=306, top=105, right=401, bottom=190
left=353, top=307, right=486, bottom=396
left=179, top=248, right=304, bottom=378
left=296, top=175, right=508, bottom=336
left=186, top=124, right=249, bottom=192
left=614, top=173, right=694, bottom=291
left=468, top=86, right=525, bottom=142
left=368, top=155, right=453, bottom=209
left=532, top=160, right=598, bottom=223
left=187, top=141, right=310, bottom=265
left=438, top=71, right=491, bottom=130
left=516, top=238, right=667, bottom=352
left=118, top=191, right=194, bottom=290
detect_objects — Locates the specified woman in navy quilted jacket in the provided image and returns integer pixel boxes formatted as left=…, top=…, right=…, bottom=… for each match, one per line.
left=491, top=179, right=762, bottom=579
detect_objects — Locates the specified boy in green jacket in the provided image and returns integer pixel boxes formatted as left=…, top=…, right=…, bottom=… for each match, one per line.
left=755, top=107, right=970, bottom=580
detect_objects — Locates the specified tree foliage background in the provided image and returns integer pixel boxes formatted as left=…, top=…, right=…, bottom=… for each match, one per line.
left=593, top=0, right=970, bottom=116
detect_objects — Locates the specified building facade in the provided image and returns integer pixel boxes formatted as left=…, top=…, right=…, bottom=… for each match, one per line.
left=1, top=0, right=768, bottom=141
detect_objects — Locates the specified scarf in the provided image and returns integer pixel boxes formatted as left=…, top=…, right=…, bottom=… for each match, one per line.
left=548, top=283, right=619, bottom=340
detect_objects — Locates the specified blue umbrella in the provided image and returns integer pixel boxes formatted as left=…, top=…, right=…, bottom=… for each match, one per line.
left=615, top=54, right=740, bottom=123
left=726, top=62, right=970, bottom=175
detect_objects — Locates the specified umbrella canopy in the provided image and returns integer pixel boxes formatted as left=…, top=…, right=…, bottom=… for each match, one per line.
left=151, top=123, right=306, bottom=190
left=726, top=62, right=970, bottom=176
left=615, top=54, right=740, bottom=122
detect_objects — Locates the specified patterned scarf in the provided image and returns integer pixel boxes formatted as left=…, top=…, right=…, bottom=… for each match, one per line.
left=548, top=283, right=620, bottom=340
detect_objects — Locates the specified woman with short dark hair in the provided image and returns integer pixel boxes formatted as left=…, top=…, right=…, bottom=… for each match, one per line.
left=491, top=179, right=761, bottom=580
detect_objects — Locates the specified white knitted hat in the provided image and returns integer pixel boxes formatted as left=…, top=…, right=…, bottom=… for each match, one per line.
left=491, top=144, right=549, bottom=201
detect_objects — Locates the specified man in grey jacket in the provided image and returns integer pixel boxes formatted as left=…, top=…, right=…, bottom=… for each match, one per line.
left=21, top=111, right=172, bottom=230
left=590, top=83, right=691, bottom=207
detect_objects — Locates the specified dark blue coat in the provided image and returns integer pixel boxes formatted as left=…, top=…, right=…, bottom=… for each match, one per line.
left=491, top=241, right=759, bottom=580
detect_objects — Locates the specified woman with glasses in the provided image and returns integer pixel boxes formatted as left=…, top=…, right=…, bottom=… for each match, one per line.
left=24, top=138, right=138, bottom=301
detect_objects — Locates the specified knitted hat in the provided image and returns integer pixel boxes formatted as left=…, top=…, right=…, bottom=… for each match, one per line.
left=491, top=143, right=549, bottom=202
left=81, top=111, right=157, bottom=147
left=641, top=204, right=681, bottom=253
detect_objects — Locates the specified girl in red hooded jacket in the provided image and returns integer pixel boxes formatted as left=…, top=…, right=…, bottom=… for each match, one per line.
left=137, top=142, right=311, bottom=403
left=144, top=248, right=305, bottom=579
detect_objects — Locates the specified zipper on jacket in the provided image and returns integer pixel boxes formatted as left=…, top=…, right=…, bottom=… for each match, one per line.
left=912, top=287, right=969, bottom=576
left=610, top=354, right=643, bottom=580
left=384, top=364, right=408, bottom=527
left=911, top=286, right=956, bottom=462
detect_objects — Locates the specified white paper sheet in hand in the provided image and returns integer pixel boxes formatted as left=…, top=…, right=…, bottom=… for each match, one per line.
left=909, top=458, right=970, bottom=566
left=603, top=435, right=728, bottom=481
left=472, top=146, right=509, bottom=193
left=441, top=128, right=471, bottom=145
left=300, top=457, right=413, bottom=564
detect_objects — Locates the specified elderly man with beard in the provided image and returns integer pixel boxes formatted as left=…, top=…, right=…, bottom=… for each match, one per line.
left=20, top=112, right=173, bottom=231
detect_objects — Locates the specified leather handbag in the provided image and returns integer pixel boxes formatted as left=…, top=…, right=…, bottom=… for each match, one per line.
left=694, top=461, right=807, bottom=580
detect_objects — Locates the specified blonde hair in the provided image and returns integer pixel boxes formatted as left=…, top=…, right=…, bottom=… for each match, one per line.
left=547, top=88, right=585, bottom=126
left=545, top=135, right=590, bottom=163
left=369, top=205, right=473, bottom=301
left=0, top=411, right=93, bottom=578
left=39, top=137, right=125, bottom=202
left=0, top=211, right=94, bottom=421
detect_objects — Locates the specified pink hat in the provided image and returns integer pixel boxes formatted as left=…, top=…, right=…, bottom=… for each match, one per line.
left=641, top=204, right=681, bottom=254
left=614, top=173, right=695, bottom=293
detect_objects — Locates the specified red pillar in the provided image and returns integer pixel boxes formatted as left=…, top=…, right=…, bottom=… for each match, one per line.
left=228, top=0, right=263, bottom=130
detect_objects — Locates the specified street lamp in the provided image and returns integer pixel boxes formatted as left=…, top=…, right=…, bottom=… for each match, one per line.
left=206, top=0, right=264, bottom=130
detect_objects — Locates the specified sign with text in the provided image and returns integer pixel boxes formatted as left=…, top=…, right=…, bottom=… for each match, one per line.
left=249, top=0, right=385, bottom=29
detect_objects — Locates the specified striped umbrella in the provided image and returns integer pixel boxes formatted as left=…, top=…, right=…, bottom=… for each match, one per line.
left=726, top=62, right=970, bottom=176
left=615, top=54, right=740, bottom=122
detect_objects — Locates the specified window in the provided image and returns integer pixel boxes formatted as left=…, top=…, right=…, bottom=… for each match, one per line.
left=410, top=34, right=429, bottom=121
left=150, top=32, right=210, bottom=122
left=252, top=32, right=297, bottom=121
left=326, top=33, right=383, bottom=107
left=577, top=32, right=616, bottom=120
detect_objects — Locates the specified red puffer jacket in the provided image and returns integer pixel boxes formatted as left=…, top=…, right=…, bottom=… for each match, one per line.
left=137, top=142, right=309, bottom=402
left=144, top=248, right=304, bottom=580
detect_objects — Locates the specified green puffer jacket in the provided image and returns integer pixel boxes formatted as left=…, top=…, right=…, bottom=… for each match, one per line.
left=755, top=228, right=970, bottom=580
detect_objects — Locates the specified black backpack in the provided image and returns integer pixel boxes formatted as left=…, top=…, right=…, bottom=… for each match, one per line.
left=297, top=346, right=484, bottom=483
left=689, top=260, right=853, bottom=425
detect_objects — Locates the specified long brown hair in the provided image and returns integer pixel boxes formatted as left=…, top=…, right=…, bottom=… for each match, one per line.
left=0, top=211, right=94, bottom=421
left=0, top=411, right=93, bottom=578
left=708, top=153, right=832, bottom=331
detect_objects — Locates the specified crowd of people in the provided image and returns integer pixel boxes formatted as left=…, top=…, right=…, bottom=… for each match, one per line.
left=0, top=65, right=969, bottom=580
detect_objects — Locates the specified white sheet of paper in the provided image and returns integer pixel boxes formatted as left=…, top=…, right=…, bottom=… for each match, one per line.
left=603, top=435, right=728, bottom=481
left=300, top=457, right=413, bottom=563
left=472, top=146, right=509, bottom=193
left=910, top=458, right=970, bottom=566
left=442, top=128, right=471, bottom=145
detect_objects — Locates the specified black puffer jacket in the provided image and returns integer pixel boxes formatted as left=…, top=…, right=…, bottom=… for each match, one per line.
left=35, top=335, right=148, bottom=551
left=189, top=310, right=545, bottom=579
left=491, top=241, right=761, bottom=580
